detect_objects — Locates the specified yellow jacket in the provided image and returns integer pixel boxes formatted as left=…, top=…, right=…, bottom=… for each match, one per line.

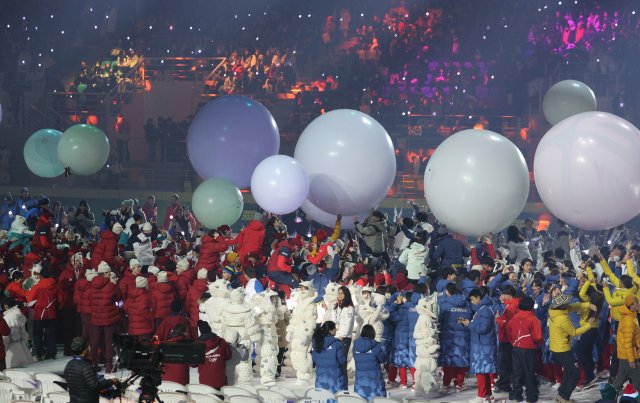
left=549, top=302, right=591, bottom=353
left=617, top=304, right=640, bottom=363
left=600, top=258, right=638, bottom=321
left=310, top=219, right=341, bottom=257
left=578, top=280, right=598, bottom=329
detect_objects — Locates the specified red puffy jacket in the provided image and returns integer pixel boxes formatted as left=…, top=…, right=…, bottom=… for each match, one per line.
left=496, top=297, right=521, bottom=343
left=186, top=279, right=208, bottom=326
left=123, top=287, right=154, bottom=336
left=176, top=270, right=195, bottom=304
left=90, top=276, right=122, bottom=326
left=90, top=230, right=124, bottom=273
left=32, top=214, right=54, bottom=256
left=119, top=270, right=137, bottom=301
left=267, top=242, right=293, bottom=273
left=237, top=220, right=265, bottom=259
left=28, top=278, right=58, bottom=320
left=198, top=235, right=228, bottom=271
left=74, top=278, right=92, bottom=315
left=197, top=334, right=232, bottom=388
left=151, top=282, right=176, bottom=319
left=6, top=282, right=28, bottom=302
left=58, top=266, right=84, bottom=310
left=22, top=253, right=41, bottom=278
left=146, top=274, right=158, bottom=293
left=506, top=309, right=543, bottom=349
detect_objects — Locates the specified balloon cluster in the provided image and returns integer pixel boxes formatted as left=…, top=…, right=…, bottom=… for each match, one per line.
left=188, top=97, right=396, bottom=229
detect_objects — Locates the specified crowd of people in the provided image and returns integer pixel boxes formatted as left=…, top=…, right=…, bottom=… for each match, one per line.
left=1, top=189, right=640, bottom=402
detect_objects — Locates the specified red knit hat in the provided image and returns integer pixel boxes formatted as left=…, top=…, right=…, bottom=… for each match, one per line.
left=217, top=225, right=231, bottom=233
left=289, top=238, right=304, bottom=250
left=374, top=273, right=386, bottom=286
left=316, top=230, right=327, bottom=243
left=272, top=233, right=287, bottom=242
left=354, top=263, right=367, bottom=276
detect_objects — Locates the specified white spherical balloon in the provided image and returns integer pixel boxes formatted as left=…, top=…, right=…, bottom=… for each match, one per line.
left=57, top=124, right=110, bottom=175
left=543, top=80, right=597, bottom=126
left=300, top=199, right=368, bottom=230
left=251, top=155, right=309, bottom=215
left=294, top=109, right=396, bottom=216
left=534, top=112, right=640, bottom=230
left=192, top=177, right=244, bottom=229
left=424, top=129, right=529, bottom=236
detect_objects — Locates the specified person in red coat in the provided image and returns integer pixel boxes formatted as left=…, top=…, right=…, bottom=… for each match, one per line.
left=195, top=320, right=232, bottom=389
left=198, top=230, right=228, bottom=273
left=163, top=194, right=181, bottom=231
left=123, top=277, right=154, bottom=339
left=27, top=267, right=58, bottom=360
left=75, top=269, right=98, bottom=344
left=266, top=240, right=299, bottom=290
left=236, top=213, right=265, bottom=260
left=6, top=271, right=27, bottom=302
left=175, top=259, right=195, bottom=306
left=142, top=196, right=158, bottom=224
left=0, top=315, right=11, bottom=371
left=186, top=269, right=209, bottom=329
left=58, top=252, right=85, bottom=356
left=119, top=259, right=142, bottom=302
left=22, top=252, right=41, bottom=279
left=151, top=271, right=176, bottom=330
left=145, top=266, right=159, bottom=293
left=163, top=323, right=191, bottom=385
left=154, top=300, right=195, bottom=341
left=90, top=262, right=122, bottom=373
left=32, top=209, right=56, bottom=257
left=90, top=223, right=124, bottom=277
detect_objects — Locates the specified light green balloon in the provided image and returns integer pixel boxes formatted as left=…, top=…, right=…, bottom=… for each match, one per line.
left=24, top=129, right=65, bottom=178
left=57, top=124, right=110, bottom=175
left=192, top=177, right=244, bottom=229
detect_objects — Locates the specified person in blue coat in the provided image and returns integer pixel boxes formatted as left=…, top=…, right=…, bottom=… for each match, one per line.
left=353, top=325, right=387, bottom=401
left=460, top=288, right=497, bottom=402
left=0, top=194, right=19, bottom=231
left=439, top=282, right=472, bottom=392
left=17, top=188, right=37, bottom=218
left=434, top=226, right=471, bottom=274
left=436, top=267, right=457, bottom=307
left=312, top=321, right=347, bottom=393
left=387, top=290, right=412, bottom=387
left=459, top=271, right=481, bottom=299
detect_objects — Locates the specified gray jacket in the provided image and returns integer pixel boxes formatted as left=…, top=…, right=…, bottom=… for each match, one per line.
left=356, top=219, right=388, bottom=254
left=226, top=341, right=250, bottom=386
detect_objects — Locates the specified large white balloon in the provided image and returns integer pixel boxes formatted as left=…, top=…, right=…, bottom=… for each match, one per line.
left=192, top=177, right=244, bottom=229
left=300, top=199, right=368, bottom=230
left=294, top=109, right=396, bottom=216
left=251, top=155, right=309, bottom=215
left=424, top=129, right=529, bottom=236
left=57, top=124, right=110, bottom=175
left=534, top=112, right=640, bottom=230
left=543, top=80, right=596, bottom=126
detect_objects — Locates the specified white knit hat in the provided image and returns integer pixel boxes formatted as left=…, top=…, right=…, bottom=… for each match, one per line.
left=148, top=266, right=160, bottom=275
left=177, top=259, right=190, bottom=271
left=142, top=222, right=152, bottom=231
left=32, top=264, right=43, bottom=274
left=157, top=271, right=168, bottom=283
left=85, top=269, right=98, bottom=282
left=98, top=261, right=111, bottom=273
left=112, top=223, right=123, bottom=235
left=197, top=268, right=208, bottom=280
left=71, top=252, right=83, bottom=264
left=136, top=276, right=149, bottom=288
left=129, top=259, right=141, bottom=268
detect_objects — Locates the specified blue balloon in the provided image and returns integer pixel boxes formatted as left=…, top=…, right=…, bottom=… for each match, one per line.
left=24, top=129, right=65, bottom=178
left=187, top=95, right=280, bottom=189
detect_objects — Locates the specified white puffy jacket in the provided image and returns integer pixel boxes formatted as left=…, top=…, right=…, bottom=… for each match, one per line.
left=399, top=242, right=428, bottom=280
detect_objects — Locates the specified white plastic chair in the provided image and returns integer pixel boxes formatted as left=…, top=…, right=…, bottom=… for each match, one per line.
left=221, top=386, right=257, bottom=398
left=98, top=398, right=111, bottom=403
left=4, top=369, right=40, bottom=400
left=234, top=384, right=259, bottom=394
left=11, top=400, right=38, bottom=403
left=258, top=389, right=288, bottom=403
left=305, top=388, right=335, bottom=403
left=228, top=396, right=261, bottom=403
left=190, top=393, right=223, bottom=403
left=0, top=380, right=26, bottom=401
left=335, top=391, right=361, bottom=397
left=45, top=393, right=71, bottom=403
left=157, top=391, right=194, bottom=403
left=336, top=394, right=367, bottom=403
left=372, top=398, right=401, bottom=403
left=269, top=386, right=297, bottom=399
left=124, top=386, right=141, bottom=402
left=158, top=380, right=188, bottom=393
left=187, top=384, right=218, bottom=396
left=34, top=372, right=66, bottom=395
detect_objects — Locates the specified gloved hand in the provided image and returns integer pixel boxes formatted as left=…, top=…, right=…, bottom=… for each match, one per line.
left=300, top=336, right=308, bottom=345
left=286, top=333, right=292, bottom=342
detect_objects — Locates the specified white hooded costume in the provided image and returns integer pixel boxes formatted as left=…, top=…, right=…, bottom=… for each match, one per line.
left=256, top=289, right=286, bottom=385
left=413, top=298, right=440, bottom=397
left=357, top=292, right=389, bottom=342
left=286, top=281, right=318, bottom=385
left=203, top=279, right=230, bottom=336
left=3, top=305, right=34, bottom=368
left=318, top=282, right=341, bottom=324
left=221, top=287, right=260, bottom=385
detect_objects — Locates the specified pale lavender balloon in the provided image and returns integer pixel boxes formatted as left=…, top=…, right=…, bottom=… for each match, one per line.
left=188, top=95, right=280, bottom=189
left=534, top=111, right=640, bottom=230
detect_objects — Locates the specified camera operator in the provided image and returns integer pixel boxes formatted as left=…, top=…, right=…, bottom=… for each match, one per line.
left=64, top=337, right=119, bottom=403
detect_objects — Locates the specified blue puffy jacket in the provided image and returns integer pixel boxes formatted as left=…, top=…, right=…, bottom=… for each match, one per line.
left=0, top=202, right=18, bottom=231
left=382, top=296, right=395, bottom=354
left=309, top=255, right=340, bottom=303
left=353, top=337, right=387, bottom=401
left=459, top=278, right=478, bottom=299
left=439, top=293, right=472, bottom=368
left=388, top=294, right=411, bottom=368
left=436, top=278, right=452, bottom=308
left=468, top=294, right=497, bottom=374
left=434, top=235, right=470, bottom=270
left=312, top=334, right=347, bottom=393
left=405, top=292, right=424, bottom=366
left=17, top=196, right=37, bottom=218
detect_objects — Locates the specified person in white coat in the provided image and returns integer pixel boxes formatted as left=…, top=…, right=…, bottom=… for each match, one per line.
left=203, top=279, right=230, bottom=336
left=286, top=281, right=318, bottom=385
left=505, top=225, right=531, bottom=271
left=3, top=297, right=34, bottom=368
left=333, top=285, right=355, bottom=371
left=220, top=288, right=260, bottom=385
left=413, top=298, right=440, bottom=397
left=133, top=222, right=155, bottom=265
left=399, top=238, right=429, bottom=281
